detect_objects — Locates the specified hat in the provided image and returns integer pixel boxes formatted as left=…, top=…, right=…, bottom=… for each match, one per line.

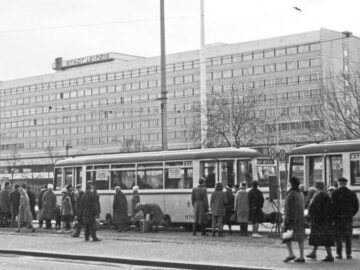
left=215, top=182, right=223, bottom=190
left=225, top=183, right=233, bottom=190
left=132, top=185, right=139, bottom=192
left=86, top=184, right=93, bottom=191
left=66, top=184, right=73, bottom=190
left=240, top=182, right=247, bottom=190
left=47, top=184, right=53, bottom=190
left=314, top=181, right=325, bottom=190
left=337, top=177, right=348, bottom=183
left=22, top=184, right=27, bottom=189
left=199, top=178, right=205, bottom=185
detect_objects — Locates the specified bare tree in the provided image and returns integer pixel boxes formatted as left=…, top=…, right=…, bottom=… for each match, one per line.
left=119, top=138, right=146, bottom=153
left=305, top=71, right=360, bottom=141
left=5, top=146, right=20, bottom=183
left=45, top=146, right=59, bottom=180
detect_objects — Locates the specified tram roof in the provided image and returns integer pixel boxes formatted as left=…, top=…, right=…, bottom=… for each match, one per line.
left=289, top=140, right=360, bottom=155
left=55, top=147, right=261, bottom=167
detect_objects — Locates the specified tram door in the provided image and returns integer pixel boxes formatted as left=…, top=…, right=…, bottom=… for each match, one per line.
left=326, top=155, right=343, bottom=187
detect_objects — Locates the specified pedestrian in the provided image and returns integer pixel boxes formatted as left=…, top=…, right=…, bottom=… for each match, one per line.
left=224, top=184, right=235, bottom=234
left=37, top=184, right=47, bottom=228
left=17, top=186, right=35, bottom=233
left=234, top=182, right=249, bottom=236
left=113, top=186, right=129, bottom=232
left=134, top=203, right=164, bottom=232
left=131, top=185, right=140, bottom=215
left=41, top=184, right=57, bottom=229
left=0, top=182, right=11, bottom=227
left=248, top=180, right=264, bottom=238
left=83, top=184, right=101, bottom=241
left=304, top=184, right=316, bottom=209
left=210, top=182, right=227, bottom=237
left=9, top=184, right=20, bottom=227
left=72, top=184, right=85, bottom=237
left=59, top=189, right=74, bottom=233
left=191, top=177, right=209, bottom=236
left=234, top=184, right=240, bottom=194
left=66, top=184, right=76, bottom=230
left=307, top=181, right=335, bottom=262
left=283, top=176, right=305, bottom=263
left=332, top=177, right=359, bottom=259
left=25, top=185, right=36, bottom=220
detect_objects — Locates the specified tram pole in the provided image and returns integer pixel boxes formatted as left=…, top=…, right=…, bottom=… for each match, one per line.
left=160, top=0, right=168, bottom=151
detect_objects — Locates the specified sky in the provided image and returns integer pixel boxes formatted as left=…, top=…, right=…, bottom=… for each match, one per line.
left=0, top=0, right=360, bottom=81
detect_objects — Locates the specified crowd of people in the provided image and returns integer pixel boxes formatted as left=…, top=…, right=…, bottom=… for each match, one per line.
left=191, top=178, right=265, bottom=238
left=283, top=176, right=359, bottom=263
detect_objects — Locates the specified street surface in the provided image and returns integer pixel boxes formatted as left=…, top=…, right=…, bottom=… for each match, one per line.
left=0, top=254, right=181, bottom=270
left=0, top=226, right=359, bottom=270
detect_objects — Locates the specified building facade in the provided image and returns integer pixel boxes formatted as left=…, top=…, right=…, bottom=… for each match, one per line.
left=1, top=28, right=359, bottom=185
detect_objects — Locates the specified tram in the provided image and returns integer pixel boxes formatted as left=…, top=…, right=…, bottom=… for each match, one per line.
left=54, top=147, right=276, bottom=225
left=287, top=140, right=360, bottom=226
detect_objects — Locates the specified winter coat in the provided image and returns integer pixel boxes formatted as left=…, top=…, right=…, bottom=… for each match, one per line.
left=27, top=190, right=36, bottom=219
left=75, top=191, right=85, bottom=218
left=94, top=190, right=101, bottom=217
left=9, top=189, right=20, bottom=216
left=224, top=188, right=235, bottom=221
left=248, top=187, right=264, bottom=223
left=284, top=188, right=305, bottom=242
left=234, top=190, right=249, bottom=223
left=83, top=190, right=98, bottom=225
left=135, top=203, right=164, bottom=225
left=18, top=191, right=33, bottom=223
left=38, top=189, right=46, bottom=210
left=61, top=194, right=73, bottom=216
left=131, top=193, right=140, bottom=214
left=41, top=190, right=57, bottom=220
left=308, top=191, right=335, bottom=247
left=210, top=189, right=227, bottom=217
left=113, top=191, right=129, bottom=225
left=205, top=172, right=215, bottom=188
left=191, top=184, right=209, bottom=224
left=69, top=192, right=76, bottom=216
left=0, top=189, right=11, bottom=213
left=332, top=186, right=359, bottom=230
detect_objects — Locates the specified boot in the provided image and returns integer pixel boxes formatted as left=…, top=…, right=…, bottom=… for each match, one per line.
left=192, top=223, right=196, bottom=236
left=201, top=224, right=208, bottom=236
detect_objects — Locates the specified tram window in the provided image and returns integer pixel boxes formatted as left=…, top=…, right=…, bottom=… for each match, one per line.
left=201, top=161, right=217, bottom=188
left=75, top=167, right=82, bottom=187
left=289, top=157, right=304, bottom=185
left=329, top=156, right=343, bottom=186
left=137, top=169, right=163, bottom=189
left=64, top=168, right=73, bottom=188
left=111, top=170, right=135, bottom=190
left=165, top=168, right=193, bottom=189
left=87, top=165, right=110, bottom=190
left=237, top=160, right=253, bottom=187
left=219, top=161, right=235, bottom=187
left=257, top=166, right=275, bottom=187
left=350, top=155, right=360, bottom=186
left=308, top=156, right=323, bottom=187
left=54, top=168, right=62, bottom=190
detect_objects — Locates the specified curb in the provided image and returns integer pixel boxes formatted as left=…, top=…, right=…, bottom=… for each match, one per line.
left=0, top=249, right=276, bottom=270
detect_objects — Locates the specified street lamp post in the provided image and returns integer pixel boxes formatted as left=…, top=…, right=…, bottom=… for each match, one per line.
left=65, top=143, right=72, bottom=158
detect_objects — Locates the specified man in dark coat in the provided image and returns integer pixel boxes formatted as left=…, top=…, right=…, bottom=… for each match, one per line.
left=83, top=184, right=101, bottom=241
left=307, top=181, right=335, bottom=262
left=210, top=182, right=227, bottom=237
left=248, top=180, right=264, bottom=238
left=224, top=184, right=235, bottom=234
left=37, top=185, right=47, bottom=228
left=72, top=184, right=85, bottom=237
left=205, top=166, right=216, bottom=188
left=9, top=184, right=20, bottom=227
left=65, top=184, right=75, bottom=230
left=332, top=177, right=359, bottom=259
left=24, top=185, right=36, bottom=220
left=0, top=182, right=11, bottom=226
left=191, top=178, right=209, bottom=236
left=42, top=184, right=57, bottom=229
left=113, top=186, right=129, bottom=232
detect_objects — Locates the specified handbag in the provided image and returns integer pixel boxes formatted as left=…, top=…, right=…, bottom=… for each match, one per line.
left=281, top=229, right=294, bottom=243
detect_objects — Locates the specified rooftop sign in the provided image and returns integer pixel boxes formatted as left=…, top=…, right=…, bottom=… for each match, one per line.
left=53, top=53, right=113, bottom=70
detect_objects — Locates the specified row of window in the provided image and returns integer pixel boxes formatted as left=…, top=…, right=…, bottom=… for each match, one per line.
left=0, top=42, right=321, bottom=97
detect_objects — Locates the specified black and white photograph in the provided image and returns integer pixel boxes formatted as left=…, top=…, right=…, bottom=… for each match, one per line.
left=0, top=0, right=360, bottom=269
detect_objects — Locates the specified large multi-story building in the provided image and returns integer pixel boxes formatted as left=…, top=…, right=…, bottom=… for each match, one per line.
left=1, top=28, right=359, bottom=186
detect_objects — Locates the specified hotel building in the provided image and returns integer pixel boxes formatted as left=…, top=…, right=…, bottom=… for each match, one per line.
left=0, top=28, right=359, bottom=184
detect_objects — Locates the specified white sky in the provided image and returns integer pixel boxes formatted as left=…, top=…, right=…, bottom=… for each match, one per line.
left=0, top=0, right=359, bottom=81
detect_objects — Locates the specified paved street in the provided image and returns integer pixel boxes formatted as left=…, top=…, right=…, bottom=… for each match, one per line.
left=0, top=227, right=359, bottom=270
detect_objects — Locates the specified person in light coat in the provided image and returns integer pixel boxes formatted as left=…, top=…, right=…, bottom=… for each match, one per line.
left=41, top=184, right=57, bottom=229
left=191, top=178, right=209, bottom=236
left=234, top=182, right=249, bottom=236
left=210, top=182, right=227, bottom=237
left=17, top=187, right=35, bottom=233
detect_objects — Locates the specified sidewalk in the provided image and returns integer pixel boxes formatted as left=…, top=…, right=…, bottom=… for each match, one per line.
left=0, top=226, right=359, bottom=270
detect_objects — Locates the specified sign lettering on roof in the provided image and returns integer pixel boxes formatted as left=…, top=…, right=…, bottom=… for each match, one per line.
left=53, top=53, right=112, bottom=70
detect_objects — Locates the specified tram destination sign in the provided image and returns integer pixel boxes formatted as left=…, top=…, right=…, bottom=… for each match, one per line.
left=351, top=153, right=360, bottom=160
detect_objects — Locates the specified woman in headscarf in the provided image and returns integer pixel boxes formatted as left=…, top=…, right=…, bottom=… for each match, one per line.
left=283, top=176, right=305, bottom=263
left=17, top=186, right=35, bottom=233
left=234, top=182, right=249, bottom=236
left=59, top=189, right=74, bottom=233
